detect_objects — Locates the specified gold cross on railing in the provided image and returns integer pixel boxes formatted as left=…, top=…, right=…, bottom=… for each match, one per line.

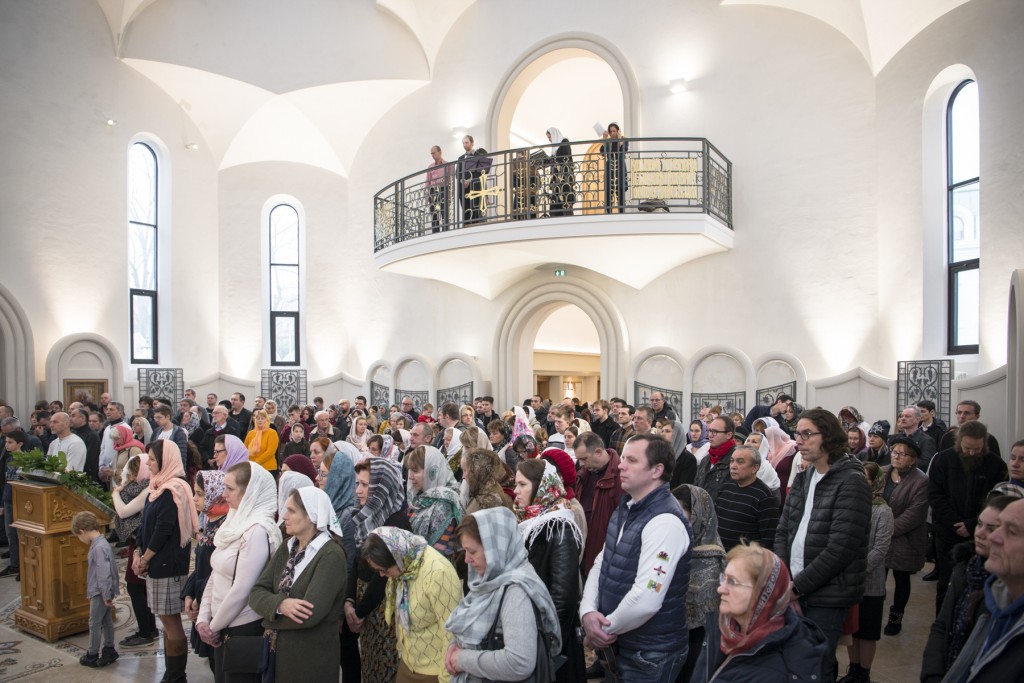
left=466, top=170, right=503, bottom=213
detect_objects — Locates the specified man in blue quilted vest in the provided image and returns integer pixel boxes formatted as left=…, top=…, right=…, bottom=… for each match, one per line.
left=580, top=433, right=692, bottom=682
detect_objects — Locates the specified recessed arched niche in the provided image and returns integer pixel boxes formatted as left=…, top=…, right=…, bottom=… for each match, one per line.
left=756, top=359, right=798, bottom=406
left=394, top=357, right=431, bottom=413
left=438, top=357, right=475, bottom=407
left=368, top=363, right=391, bottom=411
left=689, top=350, right=750, bottom=421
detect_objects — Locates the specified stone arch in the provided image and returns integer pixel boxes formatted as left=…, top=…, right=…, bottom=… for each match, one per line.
left=393, top=354, right=436, bottom=412
left=683, top=345, right=756, bottom=421
left=366, top=360, right=392, bottom=410
left=45, top=333, right=124, bottom=405
left=753, top=352, right=808, bottom=404
left=486, top=33, right=641, bottom=150
left=494, top=278, right=627, bottom=410
left=0, top=283, right=35, bottom=417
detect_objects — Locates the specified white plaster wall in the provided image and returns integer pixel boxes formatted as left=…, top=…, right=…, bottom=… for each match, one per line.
left=0, top=1, right=219, bottom=385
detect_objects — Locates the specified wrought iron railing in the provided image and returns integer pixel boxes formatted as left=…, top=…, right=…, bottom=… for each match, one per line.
left=373, top=137, right=732, bottom=251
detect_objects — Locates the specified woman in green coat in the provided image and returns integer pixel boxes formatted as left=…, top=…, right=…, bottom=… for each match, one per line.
left=249, top=486, right=347, bottom=681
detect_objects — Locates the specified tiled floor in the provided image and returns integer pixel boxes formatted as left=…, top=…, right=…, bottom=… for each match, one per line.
left=0, top=563, right=940, bottom=682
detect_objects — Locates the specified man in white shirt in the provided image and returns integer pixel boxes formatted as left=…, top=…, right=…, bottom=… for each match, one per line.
left=46, top=412, right=87, bottom=471
left=580, top=433, right=692, bottom=682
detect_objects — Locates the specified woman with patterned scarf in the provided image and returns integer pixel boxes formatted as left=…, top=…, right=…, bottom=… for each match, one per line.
left=343, top=458, right=410, bottom=682
left=444, top=507, right=562, bottom=682
left=111, top=452, right=158, bottom=648
left=406, top=446, right=464, bottom=556
left=672, top=484, right=727, bottom=683
left=363, top=527, right=462, bottom=683
left=691, top=542, right=827, bottom=682
left=461, top=448, right=513, bottom=514
left=248, top=487, right=346, bottom=682
left=513, top=458, right=586, bottom=683
left=183, top=469, right=228, bottom=670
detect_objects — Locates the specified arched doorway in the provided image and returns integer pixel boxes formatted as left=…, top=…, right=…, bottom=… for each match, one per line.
left=487, top=35, right=639, bottom=151
left=532, top=304, right=601, bottom=404
left=494, top=278, right=627, bottom=410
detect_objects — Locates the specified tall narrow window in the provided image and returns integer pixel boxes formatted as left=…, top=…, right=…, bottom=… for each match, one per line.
left=269, top=203, right=300, bottom=365
left=128, top=142, right=158, bottom=363
left=947, top=80, right=980, bottom=354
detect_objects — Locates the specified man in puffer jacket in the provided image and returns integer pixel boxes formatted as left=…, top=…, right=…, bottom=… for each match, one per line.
left=774, top=408, right=872, bottom=683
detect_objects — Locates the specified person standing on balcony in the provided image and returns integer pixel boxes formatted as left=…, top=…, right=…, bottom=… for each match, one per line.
left=543, top=127, right=576, bottom=217
left=426, top=145, right=451, bottom=233
left=601, top=122, right=628, bottom=213
left=458, top=134, right=485, bottom=225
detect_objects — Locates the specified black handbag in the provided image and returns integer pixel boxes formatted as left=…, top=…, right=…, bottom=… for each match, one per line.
left=481, top=587, right=564, bottom=683
left=221, top=632, right=264, bottom=673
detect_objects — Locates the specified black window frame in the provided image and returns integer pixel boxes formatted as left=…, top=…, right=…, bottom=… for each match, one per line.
left=268, top=203, right=301, bottom=366
left=128, top=141, right=159, bottom=364
left=946, top=80, right=980, bottom=355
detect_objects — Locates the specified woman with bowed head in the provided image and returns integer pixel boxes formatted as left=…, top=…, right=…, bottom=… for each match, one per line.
left=513, top=459, right=586, bottom=683
left=363, top=528, right=462, bottom=683
left=196, top=462, right=282, bottom=682
left=444, top=507, right=562, bottom=682
left=248, top=487, right=347, bottom=681
left=691, top=542, right=827, bottom=682
left=244, top=409, right=279, bottom=476
left=343, top=457, right=410, bottom=682
left=406, top=445, right=465, bottom=557
left=110, top=452, right=157, bottom=648
left=879, top=436, right=929, bottom=637
left=461, top=448, right=514, bottom=514
left=671, top=484, right=727, bottom=683
left=133, top=440, right=199, bottom=682
left=542, top=127, right=576, bottom=217
left=763, top=426, right=798, bottom=506
left=183, top=470, right=228, bottom=672
left=111, top=422, right=145, bottom=475
left=280, top=453, right=317, bottom=484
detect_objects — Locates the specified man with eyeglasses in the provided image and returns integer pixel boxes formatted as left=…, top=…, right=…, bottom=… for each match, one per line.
left=928, top=419, right=1008, bottom=614
left=939, top=400, right=1001, bottom=456
left=648, top=391, right=676, bottom=423
left=201, top=405, right=237, bottom=462
left=400, top=396, right=420, bottom=422
left=694, top=417, right=737, bottom=503
left=774, top=408, right=871, bottom=683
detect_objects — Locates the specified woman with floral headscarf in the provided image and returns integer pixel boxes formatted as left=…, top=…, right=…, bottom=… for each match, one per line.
left=363, top=528, right=462, bottom=683
left=183, top=469, right=227, bottom=670
left=461, top=448, right=513, bottom=514
left=513, top=459, right=586, bottom=683
left=406, top=446, right=464, bottom=556
left=343, top=458, right=410, bottom=682
left=691, top=542, right=827, bottom=682
left=444, top=507, right=562, bottom=682
left=249, top=487, right=347, bottom=682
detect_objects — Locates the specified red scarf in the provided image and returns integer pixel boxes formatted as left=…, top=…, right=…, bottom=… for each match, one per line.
left=719, top=548, right=794, bottom=655
left=708, top=442, right=733, bottom=465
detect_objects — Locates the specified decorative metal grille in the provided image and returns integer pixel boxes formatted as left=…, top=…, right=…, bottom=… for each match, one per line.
left=370, top=382, right=390, bottom=413
left=437, top=382, right=473, bottom=409
left=395, top=390, right=429, bottom=414
left=138, top=368, right=183, bottom=404
left=634, top=383, right=683, bottom=418
left=260, top=370, right=307, bottom=409
left=690, top=392, right=746, bottom=422
left=897, top=360, right=954, bottom=424
left=756, top=382, right=797, bottom=407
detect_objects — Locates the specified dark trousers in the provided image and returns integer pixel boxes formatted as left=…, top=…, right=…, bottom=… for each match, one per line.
left=126, top=581, right=157, bottom=636
left=935, top=535, right=958, bottom=615
left=676, top=626, right=704, bottom=683
left=889, top=569, right=912, bottom=612
left=3, top=497, right=17, bottom=570
left=461, top=178, right=483, bottom=223
left=800, top=603, right=848, bottom=682
left=339, top=621, right=360, bottom=682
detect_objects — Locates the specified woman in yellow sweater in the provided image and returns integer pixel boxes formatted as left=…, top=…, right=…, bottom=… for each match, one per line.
left=244, top=409, right=279, bottom=475
left=364, top=527, right=462, bottom=683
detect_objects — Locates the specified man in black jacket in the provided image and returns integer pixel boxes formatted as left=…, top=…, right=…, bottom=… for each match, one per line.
left=928, top=419, right=1008, bottom=614
left=774, top=408, right=871, bottom=683
left=70, top=407, right=101, bottom=483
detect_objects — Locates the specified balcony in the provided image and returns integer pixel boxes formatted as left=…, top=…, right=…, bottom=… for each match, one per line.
left=373, top=137, right=733, bottom=298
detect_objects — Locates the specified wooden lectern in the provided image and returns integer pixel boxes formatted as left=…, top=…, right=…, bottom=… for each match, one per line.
left=10, top=478, right=113, bottom=642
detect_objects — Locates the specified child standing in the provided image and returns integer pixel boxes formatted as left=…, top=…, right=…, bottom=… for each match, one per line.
left=72, top=511, right=120, bottom=668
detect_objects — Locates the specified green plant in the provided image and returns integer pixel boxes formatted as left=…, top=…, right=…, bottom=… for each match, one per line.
left=11, top=448, right=113, bottom=508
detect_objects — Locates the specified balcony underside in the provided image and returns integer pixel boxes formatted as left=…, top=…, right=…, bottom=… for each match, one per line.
left=375, top=213, right=733, bottom=299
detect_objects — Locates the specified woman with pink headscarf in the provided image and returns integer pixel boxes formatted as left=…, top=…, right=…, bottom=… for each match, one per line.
left=764, top=426, right=799, bottom=507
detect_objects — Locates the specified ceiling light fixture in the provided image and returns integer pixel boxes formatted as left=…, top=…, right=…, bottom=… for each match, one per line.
left=451, top=126, right=468, bottom=140
left=105, top=119, right=116, bottom=127
left=185, top=143, right=200, bottom=150
left=669, top=78, right=687, bottom=94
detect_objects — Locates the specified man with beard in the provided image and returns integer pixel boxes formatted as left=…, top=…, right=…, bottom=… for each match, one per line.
left=928, top=419, right=1008, bottom=614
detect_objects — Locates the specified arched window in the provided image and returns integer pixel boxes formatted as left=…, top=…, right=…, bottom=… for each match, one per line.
left=946, top=80, right=980, bottom=354
left=128, top=142, right=159, bottom=363
left=269, top=203, right=301, bottom=365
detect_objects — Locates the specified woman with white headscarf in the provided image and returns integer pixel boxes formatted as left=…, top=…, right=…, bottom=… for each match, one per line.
left=743, top=431, right=782, bottom=495
left=542, top=127, right=576, bottom=217
left=249, top=487, right=347, bottom=682
left=196, top=462, right=282, bottom=682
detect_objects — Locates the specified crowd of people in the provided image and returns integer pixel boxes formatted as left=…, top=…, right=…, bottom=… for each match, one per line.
left=0, top=389, right=1022, bottom=683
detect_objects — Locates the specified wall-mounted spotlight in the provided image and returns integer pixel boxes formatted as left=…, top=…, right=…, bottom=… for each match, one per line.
left=185, top=143, right=200, bottom=150
left=669, top=78, right=687, bottom=94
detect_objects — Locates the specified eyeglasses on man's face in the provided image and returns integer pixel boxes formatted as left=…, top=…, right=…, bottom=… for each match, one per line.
left=793, top=430, right=822, bottom=441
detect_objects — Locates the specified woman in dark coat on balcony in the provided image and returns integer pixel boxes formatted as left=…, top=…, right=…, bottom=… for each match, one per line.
left=544, top=127, right=576, bottom=217
left=600, top=122, right=628, bottom=213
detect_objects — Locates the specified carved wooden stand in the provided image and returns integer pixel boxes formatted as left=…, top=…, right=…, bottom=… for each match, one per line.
left=11, top=480, right=112, bottom=642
